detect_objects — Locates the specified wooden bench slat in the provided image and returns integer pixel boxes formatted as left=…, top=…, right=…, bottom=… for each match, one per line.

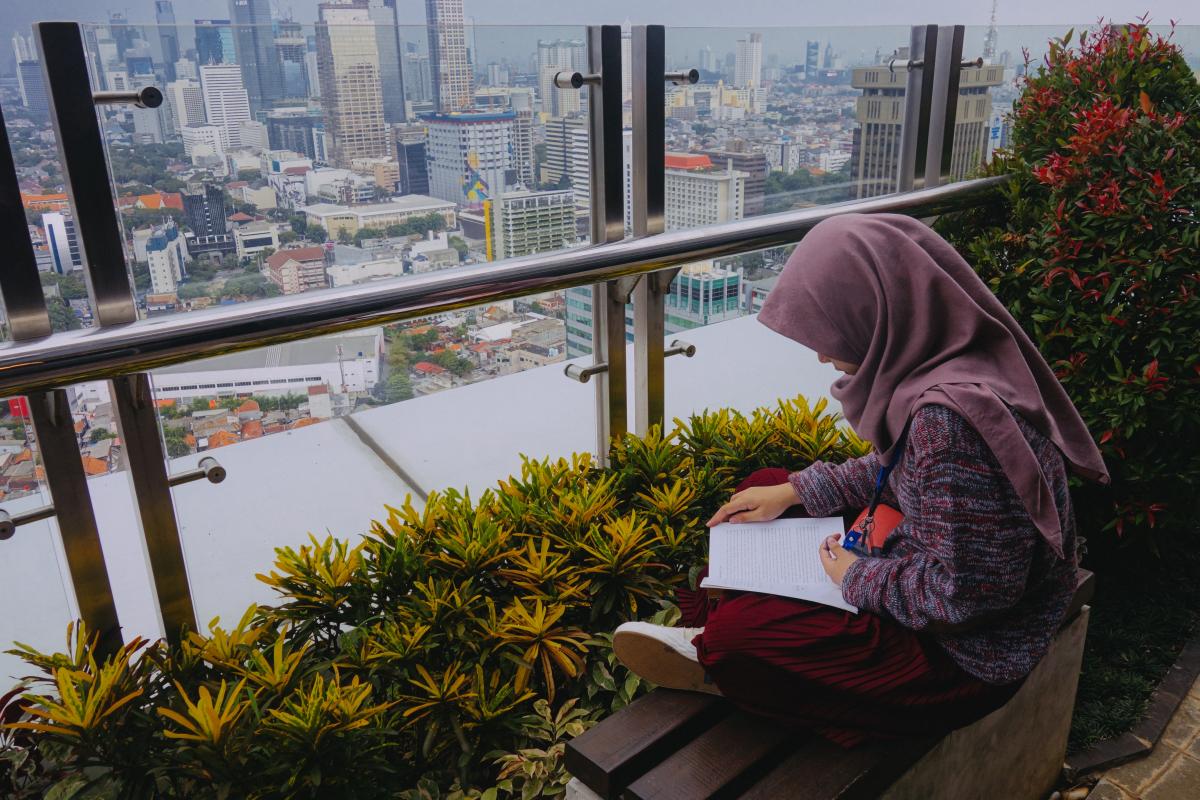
left=622, top=712, right=794, bottom=800
left=565, top=689, right=729, bottom=799
left=738, top=736, right=936, bottom=800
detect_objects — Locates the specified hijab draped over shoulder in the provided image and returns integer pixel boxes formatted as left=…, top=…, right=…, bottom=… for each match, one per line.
left=757, top=213, right=1108, bottom=558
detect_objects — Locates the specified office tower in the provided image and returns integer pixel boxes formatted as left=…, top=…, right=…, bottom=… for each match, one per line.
left=805, top=40, right=820, bottom=77
left=487, top=63, right=509, bottom=87
left=395, top=125, right=429, bottom=196
left=275, top=20, right=309, bottom=100
left=664, top=153, right=746, bottom=231
left=175, top=59, right=198, bottom=80
left=698, top=45, right=714, bottom=73
left=512, top=107, right=535, bottom=188
left=155, top=1, right=179, bottom=81
left=621, top=27, right=632, bottom=101
left=182, top=124, right=225, bottom=164
left=850, top=56, right=1004, bottom=198
left=229, top=0, right=284, bottom=113
left=538, top=39, right=587, bottom=117
left=543, top=115, right=590, bottom=212
left=425, top=0, right=472, bottom=112
left=11, top=32, right=34, bottom=63
left=425, top=111, right=513, bottom=206
left=368, top=0, right=407, bottom=123
left=734, top=33, right=763, bottom=89
left=17, top=61, right=48, bottom=116
left=403, top=52, right=433, bottom=103
left=266, top=108, right=324, bottom=160
left=305, top=49, right=321, bottom=99
left=183, top=184, right=228, bottom=237
left=201, top=64, right=252, bottom=149
left=486, top=190, right=575, bottom=261
left=43, top=211, right=83, bottom=274
left=315, top=1, right=392, bottom=167
left=824, top=42, right=834, bottom=70
left=239, top=120, right=269, bottom=151
left=109, top=12, right=136, bottom=59
left=701, top=148, right=768, bottom=217
left=167, top=80, right=206, bottom=132
left=195, top=19, right=236, bottom=65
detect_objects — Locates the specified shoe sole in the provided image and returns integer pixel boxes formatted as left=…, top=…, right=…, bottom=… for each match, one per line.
left=612, top=629, right=722, bottom=696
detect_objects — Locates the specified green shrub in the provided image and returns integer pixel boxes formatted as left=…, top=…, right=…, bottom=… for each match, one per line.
left=938, top=22, right=1200, bottom=545
left=1, top=396, right=866, bottom=798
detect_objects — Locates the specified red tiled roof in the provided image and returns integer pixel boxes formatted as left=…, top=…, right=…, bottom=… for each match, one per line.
left=206, top=430, right=238, bottom=449
left=265, top=246, right=325, bottom=271
left=413, top=361, right=447, bottom=375
left=241, top=420, right=264, bottom=439
left=81, top=456, right=108, bottom=476
left=664, top=152, right=713, bottom=170
left=236, top=399, right=260, bottom=414
left=289, top=417, right=320, bottom=430
left=307, top=385, right=329, bottom=396
left=227, top=181, right=249, bottom=190
left=228, top=211, right=254, bottom=222
left=284, top=165, right=310, bottom=175
left=21, top=192, right=69, bottom=210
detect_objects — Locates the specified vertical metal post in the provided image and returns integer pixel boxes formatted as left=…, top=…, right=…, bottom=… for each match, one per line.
left=630, top=25, right=675, bottom=436
left=36, top=21, right=197, bottom=644
left=896, top=25, right=939, bottom=193
left=924, top=25, right=965, bottom=188
left=586, top=24, right=629, bottom=463
left=0, top=98, right=123, bottom=657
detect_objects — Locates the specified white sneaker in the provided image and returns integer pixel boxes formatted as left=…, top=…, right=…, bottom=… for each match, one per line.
left=612, top=622, right=722, bottom=695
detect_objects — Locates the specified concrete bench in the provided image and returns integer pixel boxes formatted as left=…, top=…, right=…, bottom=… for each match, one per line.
left=565, top=571, right=1094, bottom=800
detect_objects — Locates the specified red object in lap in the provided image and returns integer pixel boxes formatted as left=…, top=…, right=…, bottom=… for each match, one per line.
left=679, top=468, right=1020, bottom=747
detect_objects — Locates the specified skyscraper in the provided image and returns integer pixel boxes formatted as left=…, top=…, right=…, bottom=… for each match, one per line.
left=166, top=79, right=206, bottom=133
left=195, top=19, right=236, bottom=66
left=823, top=42, right=834, bottom=70
left=43, top=211, right=83, bottom=274
left=182, top=184, right=228, bottom=237
left=396, top=126, right=430, bottom=196
left=11, top=32, right=34, bottom=63
left=155, top=1, right=179, bottom=81
left=315, top=1, right=392, bottom=167
left=369, top=0, right=407, bottom=123
left=537, top=39, right=587, bottom=117
left=275, top=20, right=310, bottom=100
left=425, top=0, right=472, bottom=112
left=200, top=64, right=252, bottom=149
left=805, top=40, right=820, bottom=78
left=664, top=153, right=746, bottom=231
left=543, top=115, right=590, bottom=213
left=425, top=111, right=513, bottom=206
left=734, top=33, right=763, bottom=89
left=17, top=61, right=48, bottom=116
left=229, top=0, right=284, bottom=113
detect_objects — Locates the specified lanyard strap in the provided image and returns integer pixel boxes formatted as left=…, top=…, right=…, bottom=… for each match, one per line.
left=855, top=428, right=909, bottom=548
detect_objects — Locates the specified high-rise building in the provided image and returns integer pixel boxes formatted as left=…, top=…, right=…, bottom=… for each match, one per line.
left=734, top=33, right=763, bottom=89
left=229, top=0, right=284, bottom=113
left=315, top=1, right=392, bottom=168
left=194, top=19, right=236, bottom=66
left=698, top=45, right=714, bottom=73
left=403, top=52, right=433, bottom=104
left=42, top=211, right=83, bottom=274
left=201, top=64, right=252, bottom=150
left=664, top=153, right=746, bottom=231
left=266, top=108, right=325, bottom=161
left=11, top=32, right=35, bottom=63
left=108, top=12, right=137, bottom=59
left=182, top=124, right=226, bottom=164
left=396, top=127, right=430, bottom=196
left=512, top=107, right=535, bottom=189
left=537, top=39, right=587, bottom=117
left=805, top=40, right=820, bottom=77
left=275, top=21, right=310, bottom=100
left=17, top=61, right=48, bottom=116
left=486, top=189, right=576, bottom=261
left=543, top=115, right=590, bottom=212
left=155, top=1, right=179, bottom=81
left=701, top=148, right=768, bottom=217
left=147, top=222, right=188, bottom=295
left=850, top=57, right=1004, bottom=198
left=424, top=111, right=513, bottom=206
left=167, top=79, right=206, bottom=132
left=823, top=42, right=834, bottom=70
left=183, top=184, right=228, bottom=237
left=425, top=0, right=472, bottom=112
left=368, top=0, right=407, bottom=123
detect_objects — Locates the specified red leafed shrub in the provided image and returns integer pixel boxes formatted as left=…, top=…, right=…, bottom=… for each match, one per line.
left=939, top=21, right=1200, bottom=546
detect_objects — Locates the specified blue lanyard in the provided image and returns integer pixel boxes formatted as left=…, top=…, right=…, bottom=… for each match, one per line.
left=842, top=430, right=908, bottom=552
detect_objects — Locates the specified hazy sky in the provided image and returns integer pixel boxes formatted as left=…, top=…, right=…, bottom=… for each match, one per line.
left=5, top=0, right=1196, bottom=67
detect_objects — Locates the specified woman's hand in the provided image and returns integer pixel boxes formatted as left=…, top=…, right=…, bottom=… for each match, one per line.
left=819, top=534, right=859, bottom=586
left=706, top=484, right=799, bottom=527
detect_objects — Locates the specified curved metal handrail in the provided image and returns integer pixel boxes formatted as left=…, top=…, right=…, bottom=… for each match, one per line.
left=0, top=176, right=1007, bottom=396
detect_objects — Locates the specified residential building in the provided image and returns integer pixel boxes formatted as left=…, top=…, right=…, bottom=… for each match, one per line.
left=424, top=111, right=514, bottom=207
left=512, top=108, right=536, bottom=189
left=537, top=39, right=587, bottom=117
left=233, top=221, right=279, bottom=259
left=352, top=157, right=400, bottom=194
left=194, top=19, right=236, bottom=66
left=265, top=245, right=328, bottom=294
left=486, top=190, right=576, bottom=261
left=316, top=1, right=392, bottom=167
left=734, top=33, right=763, bottom=89
left=302, top=196, right=456, bottom=238
left=147, top=223, right=188, bottom=295
left=228, top=0, right=284, bottom=114
left=155, top=1, right=179, bottom=81
left=702, top=147, right=768, bottom=217
left=305, top=167, right=376, bottom=204
left=151, top=328, right=384, bottom=400
left=664, top=153, right=746, bottom=232
left=43, top=211, right=82, bottom=274
left=17, top=61, right=48, bottom=116
left=200, top=64, right=251, bottom=149
left=425, top=0, right=472, bottom=112
left=543, top=115, right=590, bottom=212
left=851, top=54, right=1004, bottom=198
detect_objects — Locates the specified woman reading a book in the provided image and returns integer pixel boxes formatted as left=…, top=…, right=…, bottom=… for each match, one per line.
left=613, top=213, right=1108, bottom=746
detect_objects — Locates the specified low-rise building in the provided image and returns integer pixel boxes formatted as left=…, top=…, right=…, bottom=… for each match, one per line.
left=233, top=221, right=280, bottom=260
left=301, top=196, right=457, bottom=239
left=265, top=245, right=328, bottom=295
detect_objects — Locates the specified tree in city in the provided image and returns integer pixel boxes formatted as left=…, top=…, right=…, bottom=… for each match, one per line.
left=89, top=428, right=117, bottom=444
left=47, top=301, right=81, bottom=332
left=287, top=214, right=309, bottom=236
left=448, top=236, right=469, bottom=260
left=387, top=335, right=411, bottom=371
left=354, top=228, right=383, bottom=245
left=384, top=372, right=414, bottom=403
left=161, top=426, right=191, bottom=458
left=431, top=349, right=473, bottom=378
left=279, top=230, right=298, bottom=245
left=337, top=228, right=353, bottom=245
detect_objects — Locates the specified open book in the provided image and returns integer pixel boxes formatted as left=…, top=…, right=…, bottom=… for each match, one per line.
left=700, top=517, right=858, bottom=613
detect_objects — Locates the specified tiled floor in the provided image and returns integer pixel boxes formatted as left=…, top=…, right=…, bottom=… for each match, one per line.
left=1087, top=676, right=1200, bottom=799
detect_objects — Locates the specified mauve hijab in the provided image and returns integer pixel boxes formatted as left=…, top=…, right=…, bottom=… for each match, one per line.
left=757, top=213, right=1108, bottom=558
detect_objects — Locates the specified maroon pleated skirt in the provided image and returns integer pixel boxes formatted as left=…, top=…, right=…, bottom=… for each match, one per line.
left=679, top=468, right=1021, bottom=748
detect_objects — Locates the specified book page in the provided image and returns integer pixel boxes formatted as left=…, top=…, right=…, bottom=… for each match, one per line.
left=700, top=518, right=858, bottom=613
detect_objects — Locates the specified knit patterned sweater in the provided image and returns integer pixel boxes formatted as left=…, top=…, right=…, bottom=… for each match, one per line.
left=789, top=403, right=1078, bottom=684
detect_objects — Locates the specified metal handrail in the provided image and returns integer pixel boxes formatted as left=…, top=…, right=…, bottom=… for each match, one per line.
left=0, top=175, right=1007, bottom=396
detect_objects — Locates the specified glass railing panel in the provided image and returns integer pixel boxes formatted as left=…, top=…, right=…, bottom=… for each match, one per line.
left=148, top=290, right=593, bottom=625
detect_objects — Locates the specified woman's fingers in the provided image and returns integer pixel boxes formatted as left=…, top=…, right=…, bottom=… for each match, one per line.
left=707, top=497, right=755, bottom=526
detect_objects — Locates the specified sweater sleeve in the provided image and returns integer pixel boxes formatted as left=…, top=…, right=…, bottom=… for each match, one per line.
left=787, top=453, right=891, bottom=516
left=839, top=427, right=1038, bottom=630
